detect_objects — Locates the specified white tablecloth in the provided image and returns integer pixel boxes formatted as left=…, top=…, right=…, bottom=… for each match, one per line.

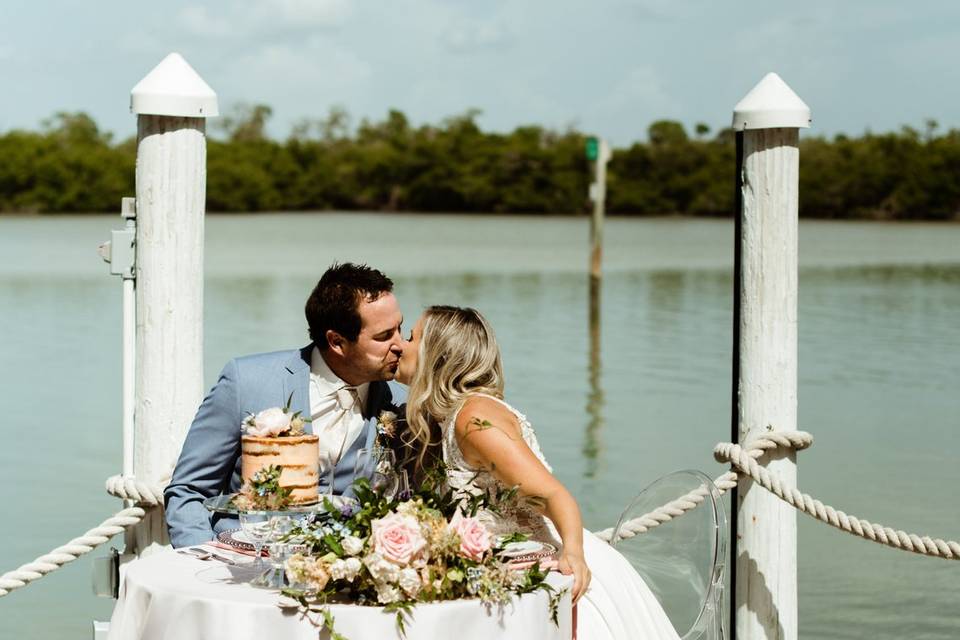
left=107, top=550, right=573, bottom=640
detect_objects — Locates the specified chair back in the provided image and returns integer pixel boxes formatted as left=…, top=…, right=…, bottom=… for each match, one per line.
left=611, top=470, right=728, bottom=640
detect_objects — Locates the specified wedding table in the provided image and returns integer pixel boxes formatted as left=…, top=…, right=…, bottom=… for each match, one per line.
left=106, top=549, right=573, bottom=640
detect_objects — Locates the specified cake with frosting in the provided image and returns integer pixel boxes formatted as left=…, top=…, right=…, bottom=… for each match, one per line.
left=241, top=433, right=319, bottom=506
left=239, top=403, right=319, bottom=507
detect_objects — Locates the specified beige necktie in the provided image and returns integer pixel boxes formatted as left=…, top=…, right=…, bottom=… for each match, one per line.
left=325, top=385, right=359, bottom=464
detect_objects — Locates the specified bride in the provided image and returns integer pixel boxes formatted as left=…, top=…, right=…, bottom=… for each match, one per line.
left=394, top=305, right=680, bottom=640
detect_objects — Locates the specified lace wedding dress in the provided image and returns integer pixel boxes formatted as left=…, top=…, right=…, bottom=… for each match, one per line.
left=442, top=394, right=680, bottom=640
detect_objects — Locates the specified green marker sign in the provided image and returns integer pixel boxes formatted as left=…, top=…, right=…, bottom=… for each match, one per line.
left=585, top=137, right=598, bottom=161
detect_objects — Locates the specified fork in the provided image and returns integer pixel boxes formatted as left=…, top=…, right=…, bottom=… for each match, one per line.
left=177, top=548, right=212, bottom=560
left=178, top=547, right=238, bottom=565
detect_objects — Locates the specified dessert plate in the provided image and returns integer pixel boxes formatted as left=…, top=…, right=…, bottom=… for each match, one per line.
left=217, top=529, right=255, bottom=552
left=499, top=540, right=557, bottom=563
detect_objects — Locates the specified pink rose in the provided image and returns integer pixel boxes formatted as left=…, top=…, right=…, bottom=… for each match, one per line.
left=451, top=514, right=491, bottom=562
left=371, top=513, right=427, bottom=566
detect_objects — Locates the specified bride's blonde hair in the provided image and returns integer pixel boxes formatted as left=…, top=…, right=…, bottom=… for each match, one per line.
left=405, top=305, right=504, bottom=473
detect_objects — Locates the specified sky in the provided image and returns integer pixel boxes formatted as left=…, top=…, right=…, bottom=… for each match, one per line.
left=3, top=0, right=960, bottom=146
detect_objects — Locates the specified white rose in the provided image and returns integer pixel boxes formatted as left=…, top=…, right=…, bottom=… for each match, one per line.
left=329, top=559, right=349, bottom=580
left=375, top=582, right=402, bottom=604
left=342, top=535, right=365, bottom=556
left=399, top=567, right=421, bottom=597
left=363, top=553, right=400, bottom=583
left=343, top=557, right=362, bottom=580
left=251, top=407, right=291, bottom=436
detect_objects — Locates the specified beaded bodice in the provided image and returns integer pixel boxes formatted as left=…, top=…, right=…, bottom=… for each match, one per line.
left=440, top=394, right=560, bottom=547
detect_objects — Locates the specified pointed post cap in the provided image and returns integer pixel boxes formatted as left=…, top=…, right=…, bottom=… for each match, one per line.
left=732, top=72, right=810, bottom=131
left=130, top=53, right=219, bottom=118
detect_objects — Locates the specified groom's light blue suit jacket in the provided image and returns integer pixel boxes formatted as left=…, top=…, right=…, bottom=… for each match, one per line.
left=164, top=345, right=407, bottom=548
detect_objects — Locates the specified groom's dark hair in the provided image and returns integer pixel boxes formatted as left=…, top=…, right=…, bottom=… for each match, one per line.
left=306, top=263, right=394, bottom=349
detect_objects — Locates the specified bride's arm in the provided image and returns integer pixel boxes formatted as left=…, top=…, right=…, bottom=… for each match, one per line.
left=455, top=397, right=591, bottom=602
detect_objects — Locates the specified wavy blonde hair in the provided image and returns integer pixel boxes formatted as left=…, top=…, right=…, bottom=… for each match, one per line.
left=405, top=305, right=504, bottom=473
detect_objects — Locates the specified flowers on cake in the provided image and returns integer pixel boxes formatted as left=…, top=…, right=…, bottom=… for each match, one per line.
left=242, top=394, right=307, bottom=437
left=233, top=465, right=292, bottom=511
left=279, top=466, right=566, bottom=638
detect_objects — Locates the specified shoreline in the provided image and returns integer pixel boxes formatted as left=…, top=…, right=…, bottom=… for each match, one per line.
left=2, top=209, right=959, bottom=223
left=0, top=215, right=957, bottom=279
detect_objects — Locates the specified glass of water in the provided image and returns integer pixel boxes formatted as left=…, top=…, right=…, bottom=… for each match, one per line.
left=239, top=511, right=274, bottom=573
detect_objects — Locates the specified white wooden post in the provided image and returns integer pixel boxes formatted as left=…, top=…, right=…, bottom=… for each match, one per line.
left=127, top=53, right=218, bottom=556
left=731, top=73, right=810, bottom=640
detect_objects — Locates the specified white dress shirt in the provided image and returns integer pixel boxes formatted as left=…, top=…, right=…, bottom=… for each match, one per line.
left=309, top=346, right=369, bottom=465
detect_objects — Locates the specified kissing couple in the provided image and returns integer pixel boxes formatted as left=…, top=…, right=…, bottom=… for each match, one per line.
left=165, top=262, right=678, bottom=640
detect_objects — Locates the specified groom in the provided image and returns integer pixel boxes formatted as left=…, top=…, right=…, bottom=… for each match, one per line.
left=164, top=263, right=407, bottom=548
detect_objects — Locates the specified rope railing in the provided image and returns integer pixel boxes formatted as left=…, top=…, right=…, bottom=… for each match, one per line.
left=595, top=431, right=960, bottom=561
left=0, top=476, right=164, bottom=597
left=2, top=431, right=958, bottom=598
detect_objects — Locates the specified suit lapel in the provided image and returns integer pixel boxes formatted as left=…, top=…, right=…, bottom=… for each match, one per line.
left=361, top=381, right=389, bottom=449
left=283, top=345, right=313, bottom=434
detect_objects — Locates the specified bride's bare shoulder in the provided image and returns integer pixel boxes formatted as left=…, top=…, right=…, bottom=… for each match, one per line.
left=455, top=395, right=521, bottom=442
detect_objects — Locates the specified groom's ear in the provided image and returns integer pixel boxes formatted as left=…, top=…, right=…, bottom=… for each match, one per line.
left=325, top=329, right=346, bottom=356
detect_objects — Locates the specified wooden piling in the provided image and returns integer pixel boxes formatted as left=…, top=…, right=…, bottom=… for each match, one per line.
left=588, top=137, right=610, bottom=282
left=731, top=73, right=810, bottom=640
left=128, top=53, right=218, bottom=556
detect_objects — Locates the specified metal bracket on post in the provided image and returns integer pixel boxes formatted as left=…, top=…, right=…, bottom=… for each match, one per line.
left=98, top=197, right=137, bottom=278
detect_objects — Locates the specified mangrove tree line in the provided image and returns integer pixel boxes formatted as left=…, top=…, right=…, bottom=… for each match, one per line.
left=0, top=107, right=957, bottom=219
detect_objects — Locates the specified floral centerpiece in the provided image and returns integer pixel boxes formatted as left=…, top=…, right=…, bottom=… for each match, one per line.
left=278, top=465, right=566, bottom=638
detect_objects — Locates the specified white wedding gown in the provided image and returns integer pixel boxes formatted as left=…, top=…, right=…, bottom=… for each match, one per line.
left=442, top=394, right=681, bottom=640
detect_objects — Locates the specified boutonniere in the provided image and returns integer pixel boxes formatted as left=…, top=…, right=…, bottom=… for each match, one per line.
left=376, top=410, right=400, bottom=439
left=375, top=409, right=409, bottom=452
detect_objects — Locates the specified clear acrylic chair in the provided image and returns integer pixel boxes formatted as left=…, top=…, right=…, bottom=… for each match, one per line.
left=610, top=470, right=728, bottom=640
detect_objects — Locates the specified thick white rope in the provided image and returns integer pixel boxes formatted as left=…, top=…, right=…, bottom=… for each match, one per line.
left=4, top=432, right=958, bottom=598
left=595, top=431, right=960, bottom=561
left=0, top=476, right=164, bottom=597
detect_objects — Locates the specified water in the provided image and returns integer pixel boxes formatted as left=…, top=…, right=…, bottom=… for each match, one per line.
left=0, top=214, right=957, bottom=639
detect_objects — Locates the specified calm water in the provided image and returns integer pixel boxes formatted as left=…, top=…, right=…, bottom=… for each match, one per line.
left=0, top=214, right=958, bottom=639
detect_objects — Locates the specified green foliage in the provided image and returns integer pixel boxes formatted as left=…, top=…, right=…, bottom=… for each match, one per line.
left=234, top=465, right=292, bottom=510
left=3, top=108, right=960, bottom=219
left=0, top=112, right=133, bottom=213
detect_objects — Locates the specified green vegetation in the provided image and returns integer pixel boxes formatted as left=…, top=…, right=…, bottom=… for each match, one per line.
left=1, top=107, right=957, bottom=220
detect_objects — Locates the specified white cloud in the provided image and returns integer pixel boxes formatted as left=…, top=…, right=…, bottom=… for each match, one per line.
left=440, top=20, right=513, bottom=54
left=178, top=6, right=236, bottom=39
left=215, top=37, right=373, bottom=132
left=178, top=0, right=352, bottom=40
left=265, top=0, right=351, bottom=28
left=590, top=66, right=677, bottom=133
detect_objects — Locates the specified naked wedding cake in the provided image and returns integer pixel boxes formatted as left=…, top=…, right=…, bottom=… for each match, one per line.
left=241, top=433, right=320, bottom=505
left=239, top=404, right=319, bottom=507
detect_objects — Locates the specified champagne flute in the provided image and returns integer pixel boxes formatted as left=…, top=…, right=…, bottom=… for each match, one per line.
left=397, top=468, right=411, bottom=500
left=372, top=449, right=398, bottom=498
left=264, top=515, right=295, bottom=589
left=239, top=511, right=274, bottom=574
left=318, top=450, right=335, bottom=499
left=353, top=447, right=373, bottom=487
left=353, top=448, right=398, bottom=498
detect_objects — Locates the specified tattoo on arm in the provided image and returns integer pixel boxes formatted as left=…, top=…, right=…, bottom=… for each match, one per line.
left=460, top=417, right=520, bottom=443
